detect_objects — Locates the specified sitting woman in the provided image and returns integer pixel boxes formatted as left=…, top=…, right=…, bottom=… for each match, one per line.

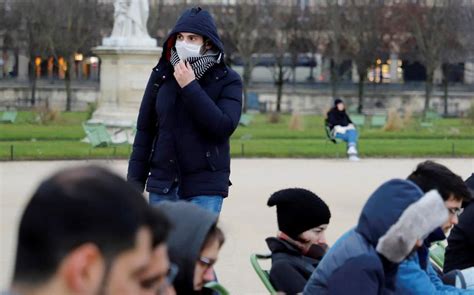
left=326, top=98, right=360, bottom=161
left=266, top=188, right=331, bottom=294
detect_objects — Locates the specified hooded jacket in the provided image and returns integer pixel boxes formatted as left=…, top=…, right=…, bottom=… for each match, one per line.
left=127, top=7, right=242, bottom=198
left=158, top=201, right=218, bottom=294
left=304, top=179, right=425, bottom=295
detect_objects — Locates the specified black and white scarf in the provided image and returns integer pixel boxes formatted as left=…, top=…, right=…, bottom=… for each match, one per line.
left=170, top=48, right=221, bottom=80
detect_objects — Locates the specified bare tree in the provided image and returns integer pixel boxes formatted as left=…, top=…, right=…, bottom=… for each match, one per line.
left=263, top=1, right=294, bottom=113
left=214, top=1, right=266, bottom=113
left=10, top=0, right=53, bottom=106
left=45, top=0, right=111, bottom=111
left=399, top=0, right=465, bottom=117
left=343, top=0, right=385, bottom=114
left=323, top=0, right=348, bottom=100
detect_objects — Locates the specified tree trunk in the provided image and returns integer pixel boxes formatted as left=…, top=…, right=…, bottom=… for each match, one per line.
left=424, top=69, right=434, bottom=119
left=276, top=63, right=284, bottom=113
left=357, top=69, right=367, bottom=114
left=30, top=59, right=37, bottom=107
left=65, top=60, right=72, bottom=112
left=242, top=61, right=253, bottom=114
left=330, top=59, right=339, bottom=99
left=442, top=64, right=449, bottom=117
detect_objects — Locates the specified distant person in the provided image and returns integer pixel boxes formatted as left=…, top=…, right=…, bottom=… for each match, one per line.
left=266, top=188, right=331, bottom=294
left=444, top=173, right=474, bottom=273
left=304, top=179, right=449, bottom=294
left=158, top=201, right=225, bottom=294
left=396, top=161, right=473, bottom=293
left=3, top=166, right=170, bottom=295
left=128, top=6, right=242, bottom=213
left=326, top=98, right=360, bottom=161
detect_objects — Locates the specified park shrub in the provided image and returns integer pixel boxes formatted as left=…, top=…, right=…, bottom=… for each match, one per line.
left=384, top=108, right=403, bottom=131
left=34, top=107, right=61, bottom=124
left=267, top=112, right=281, bottom=124
left=289, top=112, right=304, bottom=131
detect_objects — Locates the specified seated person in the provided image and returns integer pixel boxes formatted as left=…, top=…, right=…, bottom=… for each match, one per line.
left=4, top=166, right=169, bottom=295
left=396, top=161, right=473, bottom=294
left=444, top=174, right=474, bottom=273
left=326, top=98, right=360, bottom=161
left=266, top=188, right=331, bottom=294
left=158, top=201, right=225, bottom=295
left=304, top=178, right=449, bottom=294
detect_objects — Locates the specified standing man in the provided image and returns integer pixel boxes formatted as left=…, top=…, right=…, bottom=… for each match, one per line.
left=128, top=6, right=242, bottom=213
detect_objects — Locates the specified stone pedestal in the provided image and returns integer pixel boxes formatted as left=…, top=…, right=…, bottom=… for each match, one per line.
left=91, top=46, right=162, bottom=126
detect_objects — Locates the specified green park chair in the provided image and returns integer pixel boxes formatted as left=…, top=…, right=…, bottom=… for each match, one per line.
left=324, top=119, right=342, bottom=144
left=350, top=114, right=366, bottom=128
left=239, top=113, right=254, bottom=127
left=421, top=110, right=441, bottom=128
left=204, top=281, right=230, bottom=295
left=370, top=114, right=387, bottom=128
left=250, top=253, right=277, bottom=294
left=82, top=122, right=131, bottom=148
left=82, top=123, right=113, bottom=147
left=0, top=110, right=18, bottom=123
left=429, top=241, right=446, bottom=272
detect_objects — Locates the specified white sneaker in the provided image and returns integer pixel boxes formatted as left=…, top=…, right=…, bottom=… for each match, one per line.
left=349, top=155, right=360, bottom=161
left=347, top=146, right=358, bottom=155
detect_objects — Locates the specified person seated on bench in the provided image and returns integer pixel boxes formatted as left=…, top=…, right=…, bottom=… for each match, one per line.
left=326, top=98, right=360, bottom=161
left=266, top=188, right=331, bottom=294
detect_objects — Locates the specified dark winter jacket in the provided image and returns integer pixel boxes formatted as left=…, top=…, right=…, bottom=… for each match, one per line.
left=266, top=237, right=323, bottom=294
left=158, top=201, right=218, bottom=295
left=127, top=7, right=242, bottom=198
left=445, top=204, right=474, bottom=273
left=304, top=179, right=424, bottom=295
left=326, top=107, right=353, bottom=129
left=444, top=173, right=474, bottom=273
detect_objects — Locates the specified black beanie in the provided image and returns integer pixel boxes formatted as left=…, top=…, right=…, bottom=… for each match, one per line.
left=267, top=188, right=331, bottom=240
left=334, top=98, right=344, bottom=107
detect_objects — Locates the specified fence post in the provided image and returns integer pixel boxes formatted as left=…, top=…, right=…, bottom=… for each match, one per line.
left=451, top=143, right=455, bottom=157
left=10, top=144, right=14, bottom=161
left=241, top=143, right=245, bottom=156
left=113, top=147, right=117, bottom=157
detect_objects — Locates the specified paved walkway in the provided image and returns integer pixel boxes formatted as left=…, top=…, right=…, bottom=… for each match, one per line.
left=1, top=159, right=473, bottom=294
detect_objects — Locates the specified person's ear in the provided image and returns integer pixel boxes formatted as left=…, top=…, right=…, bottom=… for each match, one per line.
left=60, top=243, right=105, bottom=293
left=204, top=40, right=212, bottom=50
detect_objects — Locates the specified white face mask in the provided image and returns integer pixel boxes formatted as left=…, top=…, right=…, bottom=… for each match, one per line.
left=175, top=40, right=202, bottom=61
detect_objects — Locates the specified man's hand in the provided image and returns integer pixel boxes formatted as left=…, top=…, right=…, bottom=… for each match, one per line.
left=174, top=61, right=195, bottom=88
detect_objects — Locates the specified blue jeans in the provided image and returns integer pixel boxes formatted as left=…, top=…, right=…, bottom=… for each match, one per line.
left=335, top=129, right=358, bottom=146
left=149, top=187, right=223, bottom=214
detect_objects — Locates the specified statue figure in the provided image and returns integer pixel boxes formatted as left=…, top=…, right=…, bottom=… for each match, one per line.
left=103, top=0, right=156, bottom=47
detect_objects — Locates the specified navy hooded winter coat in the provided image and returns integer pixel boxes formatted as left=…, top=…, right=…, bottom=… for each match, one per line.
left=127, top=7, right=242, bottom=198
left=304, top=179, right=424, bottom=295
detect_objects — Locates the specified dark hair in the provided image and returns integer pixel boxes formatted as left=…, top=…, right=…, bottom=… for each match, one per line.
left=407, top=161, right=471, bottom=202
left=12, top=166, right=170, bottom=286
left=202, top=224, right=225, bottom=250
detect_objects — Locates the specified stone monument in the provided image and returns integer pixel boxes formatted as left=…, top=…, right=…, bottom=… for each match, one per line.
left=92, top=0, right=162, bottom=127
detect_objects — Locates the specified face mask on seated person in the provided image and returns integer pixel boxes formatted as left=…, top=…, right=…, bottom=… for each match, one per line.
left=175, top=40, right=202, bottom=61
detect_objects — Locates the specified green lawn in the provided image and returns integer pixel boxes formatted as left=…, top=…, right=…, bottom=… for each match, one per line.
left=0, top=111, right=473, bottom=160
